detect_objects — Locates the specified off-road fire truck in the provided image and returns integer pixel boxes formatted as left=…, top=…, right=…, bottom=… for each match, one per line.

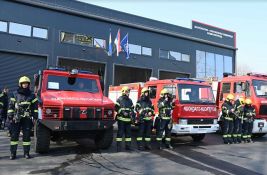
left=109, top=78, right=219, bottom=141
left=214, top=73, right=267, bottom=137
left=33, top=68, right=115, bottom=153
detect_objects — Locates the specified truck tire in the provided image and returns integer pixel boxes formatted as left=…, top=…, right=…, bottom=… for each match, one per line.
left=95, top=126, right=113, bottom=149
left=34, top=120, right=51, bottom=153
left=191, top=134, right=205, bottom=142
left=252, top=133, right=266, bottom=138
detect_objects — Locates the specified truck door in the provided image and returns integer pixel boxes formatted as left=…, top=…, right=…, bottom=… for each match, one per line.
left=219, top=82, right=232, bottom=108
left=234, top=81, right=246, bottom=99
left=148, top=85, right=157, bottom=113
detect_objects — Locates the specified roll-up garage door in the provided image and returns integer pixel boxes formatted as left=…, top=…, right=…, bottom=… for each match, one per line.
left=0, top=52, right=47, bottom=91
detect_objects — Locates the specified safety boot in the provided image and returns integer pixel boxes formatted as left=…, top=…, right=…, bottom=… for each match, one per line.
left=117, top=143, right=122, bottom=152
left=24, top=153, right=31, bottom=159
left=137, top=143, right=144, bottom=151
left=145, top=143, right=152, bottom=150
left=10, top=153, right=16, bottom=160
left=125, top=145, right=133, bottom=151
left=165, top=144, right=173, bottom=149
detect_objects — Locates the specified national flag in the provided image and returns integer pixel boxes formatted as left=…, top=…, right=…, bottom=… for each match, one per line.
left=120, top=33, right=130, bottom=59
left=108, top=29, right=112, bottom=56
left=114, top=29, right=121, bottom=56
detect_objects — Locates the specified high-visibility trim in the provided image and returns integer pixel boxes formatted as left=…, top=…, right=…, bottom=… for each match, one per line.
left=11, top=141, right=18, bottom=145
left=145, top=138, right=151, bottom=141
left=144, top=117, right=152, bottom=120
left=23, top=142, right=31, bottom=146
left=136, top=137, right=143, bottom=141
left=233, top=134, right=238, bottom=137
left=115, top=102, right=120, bottom=106
left=156, top=138, right=162, bottom=141
left=20, top=101, right=31, bottom=105
left=227, top=134, right=232, bottom=137
left=118, top=108, right=131, bottom=113
left=32, top=98, right=38, bottom=103
left=0, top=102, right=3, bottom=106
left=125, top=138, right=132, bottom=142
left=117, top=116, right=131, bottom=122
left=34, top=110, right=38, bottom=113
left=10, top=98, right=16, bottom=102
left=237, top=134, right=242, bottom=137
left=247, top=135, right=251, bottom=138
left=162, top=117, right=171, bottom=120
left=165, top=138, right=171, bottom=141
left=0, top=93, right=3, bottom=97
left=242, top=135, right=248, bottom=138
left=8, top=109, right=14, bottom=113
left=223, top=135, right=228, bottom=138
left=224, top=117, right=233, bottom=121
left=116, top=138, right=123, bottom=142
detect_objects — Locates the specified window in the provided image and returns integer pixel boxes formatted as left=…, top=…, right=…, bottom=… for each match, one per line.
left=196, top=50, right=206, bottom=78
left=234, top=82, right=244, bottom=93
left=75, top=34, right=93, bottom=46
left=224, top=56, right=233, bottom=73
left=129, top=44, right=141, bottom=55
left=182, top=54, right=190, bottom=62
left=148, top=86, right=157, bottom=99
left=215, top=54, right=224, bottom=79
left=169, top=51, right=181, bottom=61
left=33, top=27, right=48, bottom=39
left=0, top=21, right=7, bottom=32
left=206, top=52, right=215, bottom=77
left=61, top=32, right=74, bottom=43
left=163, top=85, right=176, bottom=98
left=142, top=47, right=152, bottom=56
left=159, top=49, right=169, bottom=59
left=9, top=22, right=31, bottom=37
left=94, top=38, right=106, bottom=49
left=222, top=83, right=231, bottom=93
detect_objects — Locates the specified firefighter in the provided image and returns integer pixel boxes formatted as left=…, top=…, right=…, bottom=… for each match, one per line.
left=115, top=86, right=134, bottom=152
left=221, top=94, right=235, bottom=144
left=156, top=88, right=174, bottom=149
left=135, top=87, right=154, bottom=151
left=242, top=99, right=256, bottom=143
left=7, top=76, right=38, bottom=159
left=233, top=96, right=245, bottom=144
left=0, top=92, right=4, bottom=128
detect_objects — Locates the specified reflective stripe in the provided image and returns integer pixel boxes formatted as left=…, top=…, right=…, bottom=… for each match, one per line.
left=247, top=135, right=251, bottom=138
left=237, top=134, right=242, bottom=137
left=125, top=138, right=132, bottom=142
left=156, top=138, right=162, bottom=141
left=116, top=138, right=122, bottom=142
left=117, top=116, right=131, bottom=122
left=165, top=138, right=171, bottom=141
left=8, top=109, right=14, bottom=113
left=11, top=141, right=18, bottom=145
left=233, top=134, right=238, bottom=137
left=144, top=117, right=152, bottom=120
left=242, top=135, right=248, bottom=138
left=23, top=142, right=31, bottom=146
left=145, top=138, right=151, bottom=142
left=224, top=117, right=233, bottom=121
left=115, top=102, right=120, bottom=106
left=223, top=135, right=228, bottom=138
left=136, top=137, right=143, bottom=141
left=0, top=93, right=3, bottom=97
left=10, top=98, right=16, bottom=102
left=118, top=108, right=131, bottom=113
left=227, top=134, right=232, bottom=138
left=20, top=101, right=31, bottom=105
left=34, top=110, right=38, bottom=113
left=0, top=102, right=3, bottom=106
left=162, top=117, right=171, bottom=120
left=32, top=98, right=38, bottom=103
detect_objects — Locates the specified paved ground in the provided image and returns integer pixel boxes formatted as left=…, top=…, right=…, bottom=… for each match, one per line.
left=0, top=129, right=266, bottom=175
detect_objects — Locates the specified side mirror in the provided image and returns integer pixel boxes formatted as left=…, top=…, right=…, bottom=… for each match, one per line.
left=241, top=82, right=246, bottom=91
left=34, top=74, right=40, bottom=87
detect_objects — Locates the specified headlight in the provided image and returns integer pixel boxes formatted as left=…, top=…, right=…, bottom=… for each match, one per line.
left=46, top=108, right=52, bottom=114
left=108, top=110, right=113, bottom=116
left=179, top=119, right=188, bottom=125
left=213, top=119, right=218, bottom=124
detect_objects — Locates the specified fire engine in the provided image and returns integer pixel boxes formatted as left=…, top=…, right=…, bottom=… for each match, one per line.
left=109, top=77, right=219, bottom=141
left=33, top=67, right=115, bottom=153
left=214, top=73, right=267, bottom=137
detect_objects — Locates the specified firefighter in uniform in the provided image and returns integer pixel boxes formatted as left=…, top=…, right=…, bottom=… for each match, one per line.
left=242, top=99, right=256, bottom=143
left=156, top=89, right=174, bottom=149
left=0, top=92, right=4, bottom=128
left=7, top=76, right=38, bottom=159
left=233, top=96, right=245, bottom=144
left=135, top=87, right=154, bottom=151
left=221, top=94, right=235, bottom=144
left=115, top=86, right=134, bottom=152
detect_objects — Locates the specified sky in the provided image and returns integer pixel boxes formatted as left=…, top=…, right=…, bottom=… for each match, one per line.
left=79, top=0, right=267, bottom=73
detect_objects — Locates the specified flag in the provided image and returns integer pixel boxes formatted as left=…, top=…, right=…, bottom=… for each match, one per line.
left=114, top=29, right=121, bottom=56
left=120, top=33, right=130, bottom=59
left=108, top=29, right=112, bottom=56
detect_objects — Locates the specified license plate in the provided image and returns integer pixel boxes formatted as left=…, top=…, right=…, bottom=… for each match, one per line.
left=258, top=122, right=264, bottom=127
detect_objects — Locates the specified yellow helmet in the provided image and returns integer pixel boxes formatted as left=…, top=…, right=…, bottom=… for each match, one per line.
left=19, top=76, right=31, bottom=86
left=245, top=99, right=252, bottom=105
left=121, top=86, right=130, bottom=94
left=160, top=88, right=169, bottom=95
left=226, top=94, right=234, bottom=101
left=141, top=87, right=149, bottom=94
left=239, top=96, right=245, bottom=104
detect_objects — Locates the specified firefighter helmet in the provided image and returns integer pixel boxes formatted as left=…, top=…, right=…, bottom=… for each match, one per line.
left=121, top=86, right=130, bottom=94
left=226, top=94, right=234, bottom=101
left=239, top=96, right=245, bottom=104
left=19, top=76, right=31, bottom=86
left=245, top=99, right=252, bottom=105
left=160, top=88, right=169, bottom=95
left=141, top=87, right=149, bottom=94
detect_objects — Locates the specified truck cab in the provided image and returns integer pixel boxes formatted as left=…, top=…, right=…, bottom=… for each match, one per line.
left=216, top=73, right=267, bottom=136
left=34, top=67, right=115, bottom=153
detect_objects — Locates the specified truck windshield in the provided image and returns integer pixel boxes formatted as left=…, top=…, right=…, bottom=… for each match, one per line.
left=47, top=75, right=99, bottom=93
left=178, top=84, right=215, bottom=104
left=252, top=79, right=267, bottom=97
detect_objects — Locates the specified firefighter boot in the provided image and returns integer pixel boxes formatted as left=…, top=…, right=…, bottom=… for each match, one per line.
left=117, top=142, right=122, bottom=152
left=10, top=145, right=17, bottom=160
left=24, top=145, right=31, bottom=159
left=137, top=142, right=144, bottom=151
left=125, top=144, right=132, bottom=151
left=144, top=142, right=152, bottom=150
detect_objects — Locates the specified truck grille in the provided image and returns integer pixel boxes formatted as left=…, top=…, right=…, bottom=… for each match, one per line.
left=63, top=107, right=103, bottom=120
left=187, top=118, right=214, bottom=125
left=43, top=107, right=60, bottom=119
left=259, top=105, right=267, bottom=115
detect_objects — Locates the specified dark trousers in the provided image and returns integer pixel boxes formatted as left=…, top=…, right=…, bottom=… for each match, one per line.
left=156, top=119, right=172, bottom=146
left=233, top=118, right=242, bottom=143
left=242, top=120, right=253, bottom=140
left=137, top=120, right=152, bottom=146
left=10, top=118, right=32, bottom=154
left=116, top=120, right=131, bottom=147
left=222, top=119, right=234, bottom=143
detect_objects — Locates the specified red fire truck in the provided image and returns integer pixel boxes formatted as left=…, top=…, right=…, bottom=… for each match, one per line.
left=109, top=78, right=219, bottom=141
left=33, top=67, right=115, bottom=153
left=215, top=73, right=267, bottom=137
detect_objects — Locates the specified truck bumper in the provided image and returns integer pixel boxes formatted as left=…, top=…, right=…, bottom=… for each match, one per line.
left=40, top=120, right=115, bottom=131
left=252, top=119, right=267, bottom=133
left=171, top=124, right=219, bottom=135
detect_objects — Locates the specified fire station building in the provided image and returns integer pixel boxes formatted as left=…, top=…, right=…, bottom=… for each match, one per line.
left=0, top=0, right=237, bottom=93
